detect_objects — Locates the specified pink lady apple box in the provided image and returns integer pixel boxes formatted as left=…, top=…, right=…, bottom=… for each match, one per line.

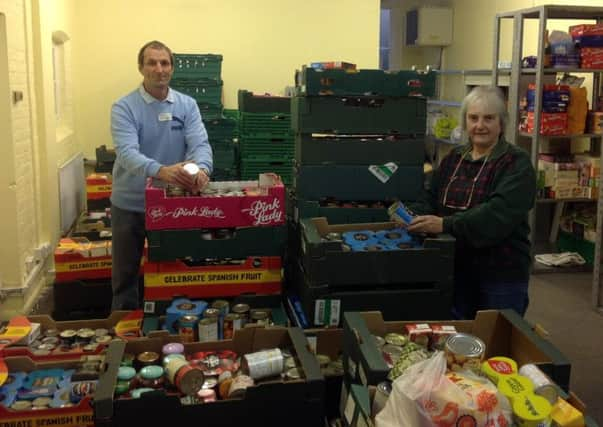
left=145, top=173, right=286, bottom=230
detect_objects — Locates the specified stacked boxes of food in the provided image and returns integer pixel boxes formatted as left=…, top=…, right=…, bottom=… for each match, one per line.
left=570, top=24, right=603, bottom=69
left=285, top=64, right=453, bottom=327
left=142, top=173, right=287, bottom=328
left=171, top=53, right=223, bottom=120
left=523, top=84, right=570, bottom=136
left=537, top=153, right=599, bottom=200
left=238, top=90, right=294, bottom=185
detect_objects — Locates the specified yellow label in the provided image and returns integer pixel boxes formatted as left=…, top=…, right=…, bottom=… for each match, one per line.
left=0, top=410, right=94, bottom=427
left=115, top=319, right=142, bottom=333
left=0, top=326, right=32, bottom=339
left=55, top=259, right=112, bottom=272
left=86, top=185, right=112, bottom=193
left=144, top=269, right=281, bottom=287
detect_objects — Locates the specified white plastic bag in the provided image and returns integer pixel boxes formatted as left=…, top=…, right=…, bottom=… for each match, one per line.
left=375, top=352, right=512, bottom=427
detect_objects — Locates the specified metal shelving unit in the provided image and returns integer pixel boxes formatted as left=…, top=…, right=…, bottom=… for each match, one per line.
left=492, top=5, right=603, bottom=313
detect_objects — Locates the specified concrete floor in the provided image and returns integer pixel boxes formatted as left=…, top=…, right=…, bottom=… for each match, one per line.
left=526, top=272, right=603, bottom=424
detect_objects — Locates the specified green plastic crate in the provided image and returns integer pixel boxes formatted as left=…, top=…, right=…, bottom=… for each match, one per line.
left=238, top=89, right=291, bottom=113
left=211, top=167, right=240, bottom=181
left=198, top=102, right=223, bottom=120
left=146, top=225, right=287, bottom=261
left=295, top=134, right=425, bottom=166
left=296, top=67, right=436, bottom=97
left=556, top=230, right=596, bottom=265
left=171, top=79, right=222, bottom=105
left=240, top=157, right=294, bottom=186
left=240, top=112, right=292, bottom=136
left=204, top=117, right=238, bottom=140
left=291, top=96, right=426, bottom=135
left=173, top=53, right=222, bottom=80
left=240, top=135, right=294, bottom=158
left=223, top=109, right=240, bottom=121
left=211, top=143, right=238, bottom=169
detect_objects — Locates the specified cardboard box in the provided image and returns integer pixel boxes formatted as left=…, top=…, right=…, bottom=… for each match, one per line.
left=342, top=310, right=572, bottom=392
left=144, top=173, right=286, bottom=231
left=94, top=327, right=325, bottom=427
left=0, top=356, right=103, bottom=427
left=143, top=256, right=282, bottom=300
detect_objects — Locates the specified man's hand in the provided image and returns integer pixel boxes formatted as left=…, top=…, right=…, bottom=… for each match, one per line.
left=157, top=162, right=196, bottom=188
left=407, top=215, right=444, bottom=235
left=191, top=169, right=210, bottom=193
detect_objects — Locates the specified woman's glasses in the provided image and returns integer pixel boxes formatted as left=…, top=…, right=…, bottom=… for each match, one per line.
left=442, top=150, right=490, bottom=211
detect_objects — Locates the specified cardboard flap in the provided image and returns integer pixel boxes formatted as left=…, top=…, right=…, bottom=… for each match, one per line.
left=0, top=316, right=32, bottom=351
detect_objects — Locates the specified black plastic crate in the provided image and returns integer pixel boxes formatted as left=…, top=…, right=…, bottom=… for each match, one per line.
left=87, top=198, right=111, bottom=211
left=238, top=89, right=291, bottom=113
left=295, top=134, right=425, bottom=166
left=146, top=225, right=287, bottom=261
left=52, top=279, right=112, bottom=320
left=173, top=53, right=222, bottom=80
left=291, top=96, right=427, bottom=135
left=294, top=164, right=423, bottom=201
left=296, top=67, right=436, bottom=97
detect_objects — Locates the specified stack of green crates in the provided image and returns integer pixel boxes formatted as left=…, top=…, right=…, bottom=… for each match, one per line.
left=204, top=111, right=239, bottom=181
left=172, top=53, right=223, bottom=120
left=238, top=90, right=294, bottom=186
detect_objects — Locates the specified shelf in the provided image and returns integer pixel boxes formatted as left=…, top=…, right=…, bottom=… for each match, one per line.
left=427, top=99, right=462, bottom=108
left=519, top=132, right=603, bottom=139
left=521, top=68, right=603, bottom=74
left=536, top=198, right=596, bottom=204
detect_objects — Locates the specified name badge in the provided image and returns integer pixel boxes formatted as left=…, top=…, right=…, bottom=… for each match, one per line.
left=158, top=112, right=172, bottom=122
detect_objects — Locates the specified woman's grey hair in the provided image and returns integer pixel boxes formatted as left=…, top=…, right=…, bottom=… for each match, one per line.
left=460, top=85, right=508, bottom=134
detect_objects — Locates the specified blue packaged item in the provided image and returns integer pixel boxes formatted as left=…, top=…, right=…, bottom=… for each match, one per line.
left=576, top=35, right=603, bottom=47
left=342, top=230, right=378, bottom=248
left=49, top=386, right=71, bottom=408
left=356, top=242, right=389, bottom=252
left=22, top=368, right=71, bottom=392
left=165, top=298, right=207, bottom=334
left=0, top=372, right=26, bottom=391
left=0, top=386, right=17, bottom=407
left=387, top=201, right=414, bottom=225
left=377, top=228, right=414, bottom=249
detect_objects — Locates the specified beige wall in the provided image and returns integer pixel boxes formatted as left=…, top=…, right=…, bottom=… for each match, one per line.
left=72, top=0, right=380, bottom=158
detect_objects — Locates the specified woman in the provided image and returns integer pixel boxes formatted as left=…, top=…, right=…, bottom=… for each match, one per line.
left=408, top=86, right=536, bottom=319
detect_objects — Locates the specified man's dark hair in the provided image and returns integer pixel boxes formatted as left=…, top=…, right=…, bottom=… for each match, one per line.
left=138, top=40, right=174, bottom=67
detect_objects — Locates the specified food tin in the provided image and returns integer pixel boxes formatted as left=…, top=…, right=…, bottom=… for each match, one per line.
left=481, top=356, right=518, bottom=384
left=372, top=381, right=392, bottom=416
left=444, top=333, right=486, bottom=374
left=198, top=317, right=219, bottom=342
left=498, top=374, right=535, bottom=403
left=178, top=314, right=199, bottom=343
left=227, top=374, right=254, bottom=399
left=242, top=348, right=284, bottom=380
left=250, top=309, right=270, bottom=326
left=211, top=299, right=230, bottom=316
left=519, top=363, right=559, bottom=405
left=223, top=313, right=242, bottom=339
left=384, top=333, right=407, bottom=347
left=165, top=358, right=205, bottom=396
left=162, top=342, right=185, bottom=356
left=136, top=351, right=160, bottom=370
left=232, top=303, right=250, bottom=326
left=512, top=393, right=553, bottom=427
left=203, top=307, right=223, bottom=339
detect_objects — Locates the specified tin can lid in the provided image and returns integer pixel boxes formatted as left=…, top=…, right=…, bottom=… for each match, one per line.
left=316, top=354, right=331, bottom=368
left=180, top=314, right=199, bottom=322
left=137, top=351, right=160, bottom=364
left=11, top=400, right=32, bottom=411
left=163, top=353, right=186, bottom=367
left=32, top=396, right=52, bottom=407
left=163, top=342, right=185, bottom=355
left=140, top=365, right=164, bottom=380
left=250, top=310, right=269, bottom=320
left=60, top=329, right=77, bottom=338
left=512, top=394, right=552, bottom=421
left=285, top=367, right=302, bottom=380
left=117, top=366, right=136, bottom=381
left=384, top=333, right=408, bottom=347
left=445, top=333, right=486, bottom=358
left=131, top=388, right=155, bottom=399
left=203, top=308, right=221, bottom=318
left=232, top=303, right=250, bottom=314
left=373, top=335, right=386, bottom=347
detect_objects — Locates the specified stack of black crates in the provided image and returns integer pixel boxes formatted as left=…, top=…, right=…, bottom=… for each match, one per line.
left=287, top=65, right=455, bottom=327
left=238, top=90, right=294, bottom=185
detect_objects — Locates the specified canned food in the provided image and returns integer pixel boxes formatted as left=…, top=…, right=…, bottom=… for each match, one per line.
left=512, top=393, right=553, bottom=426
left=197, top=388, right=216, bottom=402
left=285, top=367, right=302, bottom=380
left=162, top=342, right=185, bottom=356
left=498, top=374, right=534, bottom=403
left=232, top=303, right=250, bottom=326
left=250, top=309, right=270, bottom=326
left=94, top=335, right=113, bottom=345
left=165, top=358, right=205, bottom=396
left=76, top=328, right=96, bottom=343
left=198, top=317, right=219, bottom=342
left=211, top=299, right=230, bottom=316
left=223, top=313, right=242, bottom=339
left=41, top=336, right=60, bottom=346
left=519, top=364, right=559, bottom=405
left=227, top=374, right=254, bottom=399
left=32, top=396, right=52, bottom=408
left=372, top=381, right=392, bottom=416
left=242, top=348, right=284, bottom=380
left=373, top=335, right=386, bottom=348
left=444, top=333, right=485, bottom=374
left=44, top=328, right=59, bottom=338
left=178, top=314, right=199, bottom=343
left=481, top=356, right=518, bottom=384
left=138, top=365, right=165, bottom=389
left=11, top=400, right=32, bottom=411
left=59, top=329, right=77, bottom=345
left=136, top=351, right=160, bottom=369
left=94, top=328, right=109, bottom=337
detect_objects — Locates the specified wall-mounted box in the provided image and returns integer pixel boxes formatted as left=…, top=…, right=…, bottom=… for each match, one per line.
left=406, top=7, right=453, bottom=47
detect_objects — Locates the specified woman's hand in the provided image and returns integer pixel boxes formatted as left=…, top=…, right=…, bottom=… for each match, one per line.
left=407, top=215, right=443, bottom=234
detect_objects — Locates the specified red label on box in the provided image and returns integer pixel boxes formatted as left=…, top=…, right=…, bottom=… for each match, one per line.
left=145, top=175, right=286, bottom=230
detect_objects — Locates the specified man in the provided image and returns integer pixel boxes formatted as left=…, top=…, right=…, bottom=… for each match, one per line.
left=110, top=40, right=212, bottom=309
